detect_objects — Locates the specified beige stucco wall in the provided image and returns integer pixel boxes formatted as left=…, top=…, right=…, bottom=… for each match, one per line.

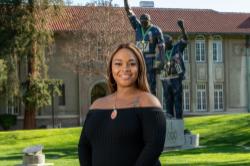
left=43, top=33, right=108, bottom=126
left=225, top=38, right=248, bottom=112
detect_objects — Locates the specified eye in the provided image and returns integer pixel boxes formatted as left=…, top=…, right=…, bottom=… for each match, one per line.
left=114, top=62, right=122, bottom=66
left=130, top=62, right=137, bottom=66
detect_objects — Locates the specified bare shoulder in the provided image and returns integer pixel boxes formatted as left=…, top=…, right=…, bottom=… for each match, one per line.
left=139, top=92, right=162, bottom=108
left=90, top=94, right=113, bottom=110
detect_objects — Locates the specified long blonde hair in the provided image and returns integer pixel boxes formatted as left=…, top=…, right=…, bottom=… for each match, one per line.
left=107, top=43, right=150, bottom=93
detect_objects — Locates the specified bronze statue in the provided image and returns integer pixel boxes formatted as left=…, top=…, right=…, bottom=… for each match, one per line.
left=161, top=19, right=188, bottom=119
left=124, top=0, right=165, bottom=95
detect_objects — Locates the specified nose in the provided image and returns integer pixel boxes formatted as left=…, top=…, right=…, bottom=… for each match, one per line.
left=122, top=64, right=131, bottom=71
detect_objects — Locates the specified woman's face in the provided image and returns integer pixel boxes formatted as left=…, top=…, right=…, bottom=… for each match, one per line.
left=112, top=48, right=139, bottom=89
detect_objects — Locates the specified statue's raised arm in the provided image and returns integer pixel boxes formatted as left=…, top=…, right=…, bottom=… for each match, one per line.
left=177, top=19, right=188, bottom=41
left=124, top=0, right=135, bottom=16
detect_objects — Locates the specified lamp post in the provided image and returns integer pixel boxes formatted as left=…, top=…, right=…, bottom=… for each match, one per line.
left=51, top=87, right=55, bottom=128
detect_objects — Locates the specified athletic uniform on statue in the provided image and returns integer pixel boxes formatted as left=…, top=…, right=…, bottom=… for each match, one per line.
left=124, top=0, right=165, bottom=95
left=160, top=20, right=188, bottom=119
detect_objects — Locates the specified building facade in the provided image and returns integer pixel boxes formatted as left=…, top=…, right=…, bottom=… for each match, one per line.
left=0, top=7, right=250, bottom=129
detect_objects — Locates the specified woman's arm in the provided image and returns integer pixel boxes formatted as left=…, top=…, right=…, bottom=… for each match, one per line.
left=135, top=107, right=166, bottom=166
left=78, top=115, right=92, bottom=166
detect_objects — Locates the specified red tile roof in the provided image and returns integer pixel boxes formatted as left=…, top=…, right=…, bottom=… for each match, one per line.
left=49, top=6, right=250, bottom=34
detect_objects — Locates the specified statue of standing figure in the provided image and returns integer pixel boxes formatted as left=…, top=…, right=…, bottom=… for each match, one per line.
left=124, top=0, right=165, bottom=95
left=160, top=19, right=188, bottom=119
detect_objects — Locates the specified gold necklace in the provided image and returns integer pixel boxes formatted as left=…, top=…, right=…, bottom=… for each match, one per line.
left=111, top=92, right=118, bottom=120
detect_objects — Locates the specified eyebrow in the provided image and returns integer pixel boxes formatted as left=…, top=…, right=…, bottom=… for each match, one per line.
left=113, top=59, right=137, bottom=62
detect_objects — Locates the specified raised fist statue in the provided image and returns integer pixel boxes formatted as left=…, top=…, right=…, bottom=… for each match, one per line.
left=177, top=19, right=184, bottom=29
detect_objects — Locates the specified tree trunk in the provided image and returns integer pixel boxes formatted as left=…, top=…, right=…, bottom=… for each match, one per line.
left=23, top=106, right=36, bottom=129
left=23, top=53, right=37, bottom=129
left=23, top=35, right=37, bottom=129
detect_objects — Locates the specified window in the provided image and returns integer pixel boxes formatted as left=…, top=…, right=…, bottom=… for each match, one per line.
left=183, top=83, right=190, bottom=112
left=197, top=83, right=206, bottom=111
left=7, top=97, right=19, bottom=115
left=96, top=45, right=102, bottom=57
left=195, top=36, right=205, bottom=62
left=58, top=84, right=66, bottom=106
left=214, top=84, right=224, bottom=111
left=183, top=47, right=189, bottom=62
left=212, top=37, right=223, bottom=62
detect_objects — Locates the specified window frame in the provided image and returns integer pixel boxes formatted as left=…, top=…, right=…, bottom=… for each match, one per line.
left=183, top=47, right=189, bottom=62
left=195, top=36, right=206, bottom=62
left=212, top=36, right=223, bottom=63
left=214, top=83, right=224, bottom=111
left=58, top=84, right=66, bottom=106
left=7, top=96, right=19, bottom=115
left=183, top=83, right=190, bottom=112
left=197, top=83, right=207, bottom=112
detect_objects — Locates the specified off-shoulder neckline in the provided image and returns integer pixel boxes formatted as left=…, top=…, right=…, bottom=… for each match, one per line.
left=89, top=106, right=162, bottom=112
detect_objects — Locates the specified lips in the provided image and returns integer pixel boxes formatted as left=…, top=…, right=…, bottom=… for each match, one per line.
left=120, top=74, right=132, bottom=80
left=120, top=74, right=131, bottom=80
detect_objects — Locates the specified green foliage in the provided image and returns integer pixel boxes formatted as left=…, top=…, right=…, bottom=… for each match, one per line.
left=0, top=0, right=64, bottom=110
left=0, top=114, right=17, bottom=130
left=0, top=59, right=7, bottom=93
left=23, top=78, right=62, bottom=108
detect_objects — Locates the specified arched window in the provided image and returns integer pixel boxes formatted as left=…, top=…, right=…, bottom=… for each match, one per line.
left=212, top=36, right=223, bottom=63
left=195, top=35, right=205, bottom=62
left=91, top=82, right=108, bottom=104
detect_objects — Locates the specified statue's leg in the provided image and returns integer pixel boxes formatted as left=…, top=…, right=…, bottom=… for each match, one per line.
left=145, top=57, right=156, bottom=95
left=162, top=80, right=174, bottom=117
left=173, top=78, right=183, bottom=119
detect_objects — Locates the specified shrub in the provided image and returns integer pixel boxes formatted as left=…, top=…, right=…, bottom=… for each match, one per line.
left=0, top=114, right=17, bottom=130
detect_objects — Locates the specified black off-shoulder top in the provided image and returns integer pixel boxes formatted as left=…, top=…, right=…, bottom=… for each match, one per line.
left=78, top=107, right=166, bottom=166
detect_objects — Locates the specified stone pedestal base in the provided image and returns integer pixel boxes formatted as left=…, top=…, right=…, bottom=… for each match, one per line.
left=16, top=153, right=54, bottom=166
left=23, top=154, right=45, bottom=165
left=183, top=134, right=199, bottom=148
left=164, top=119, right=184, bottom=148
left=164, top=119, right=200, bottom=151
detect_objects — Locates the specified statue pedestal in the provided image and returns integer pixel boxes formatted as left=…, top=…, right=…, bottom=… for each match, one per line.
left=164, top=119, right=200, bottom=150
left=164, top=119, right=184, bottom=148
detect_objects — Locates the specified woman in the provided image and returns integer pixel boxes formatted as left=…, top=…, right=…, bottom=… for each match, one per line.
left=78, top=43, right=166, bottom=166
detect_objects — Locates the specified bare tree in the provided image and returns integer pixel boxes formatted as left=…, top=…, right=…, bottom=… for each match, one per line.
left=65, top=0, right=73, bottom=6
left=62, top=0, right=134, bottom=77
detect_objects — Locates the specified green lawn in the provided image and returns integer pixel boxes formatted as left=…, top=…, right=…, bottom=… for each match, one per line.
left=0, top=114, right=250, bottom=166
left=161, top=113, right=250, bottom=165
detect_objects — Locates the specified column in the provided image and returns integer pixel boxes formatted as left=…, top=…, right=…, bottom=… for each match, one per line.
left=246, top=35, right=250, bottom=112
left=207, top=36, right=214, bottom=112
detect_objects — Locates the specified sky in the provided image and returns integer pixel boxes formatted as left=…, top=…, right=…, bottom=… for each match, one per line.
left=70, top=0, right=250, bottom=13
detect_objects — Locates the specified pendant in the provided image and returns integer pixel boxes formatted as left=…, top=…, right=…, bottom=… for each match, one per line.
left=111, top=109, right=117, bottom=120
left=167, top=61, right=171, bottom=66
